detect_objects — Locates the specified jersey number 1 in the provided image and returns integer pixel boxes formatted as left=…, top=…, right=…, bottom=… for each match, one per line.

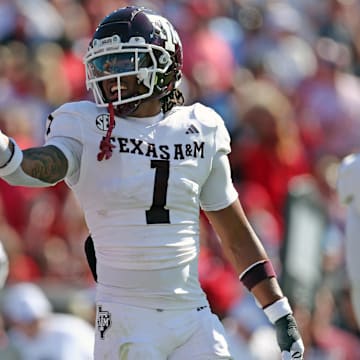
left=146, top=160, right=170, bottom=224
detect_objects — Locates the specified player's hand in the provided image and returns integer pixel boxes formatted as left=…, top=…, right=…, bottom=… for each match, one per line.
left=274, top=314, right=304, bottom=359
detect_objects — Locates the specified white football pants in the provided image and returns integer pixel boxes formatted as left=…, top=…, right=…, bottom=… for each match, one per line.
left=94, top=301, right=232, bottom=359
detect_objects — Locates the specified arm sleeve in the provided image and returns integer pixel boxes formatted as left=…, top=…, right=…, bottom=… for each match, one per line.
left=198, top=104, right=237, bottom=211
left=200, top=152, right=238, bottom=211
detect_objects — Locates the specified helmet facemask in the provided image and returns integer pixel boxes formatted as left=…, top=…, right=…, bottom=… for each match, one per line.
left=84, top=35, right=173, bottom=114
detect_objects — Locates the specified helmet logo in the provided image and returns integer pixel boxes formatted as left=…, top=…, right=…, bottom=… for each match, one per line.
left=96, top=114, right=112, bottom=131
left=148, top=15, right=178, bottom=52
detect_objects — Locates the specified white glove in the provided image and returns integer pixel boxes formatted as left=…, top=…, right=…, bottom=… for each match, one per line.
left=263, top=297, right=304, bottom=359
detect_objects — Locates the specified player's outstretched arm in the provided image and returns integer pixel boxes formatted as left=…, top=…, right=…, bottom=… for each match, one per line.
left=205, top=199, right=305, bottom=359
left=0, top=130, right=68, bottom=186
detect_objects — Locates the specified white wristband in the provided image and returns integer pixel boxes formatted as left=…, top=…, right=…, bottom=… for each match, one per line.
left=0, top=138, right=23, bottom=177
left=263, top=297, right=292, bottom=324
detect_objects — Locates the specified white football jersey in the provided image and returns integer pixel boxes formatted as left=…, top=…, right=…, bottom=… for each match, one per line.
left=45, top=101, right=238, bottom=309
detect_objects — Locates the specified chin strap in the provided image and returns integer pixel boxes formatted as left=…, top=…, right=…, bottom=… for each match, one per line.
left=97, top=103, right=116, bottom=161
left=115, top=99, right=141, bottom=117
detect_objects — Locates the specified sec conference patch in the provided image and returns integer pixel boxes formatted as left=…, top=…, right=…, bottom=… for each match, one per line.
left=96, top=114, right=112, bottom=131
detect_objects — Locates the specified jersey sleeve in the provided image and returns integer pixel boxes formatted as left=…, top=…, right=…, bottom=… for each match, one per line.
left=194, top=103, right=237, bottom=210
left=214, top=113, right=232, bottom=155
left=45, top=137, right=82, bottom=185
left=45, top=103, right=84, bottom=143
left=44, top=103, right=84, bottom=184
left=337, top=153, right=360, bottom=214
left=200, top=152, right=238, bottom=211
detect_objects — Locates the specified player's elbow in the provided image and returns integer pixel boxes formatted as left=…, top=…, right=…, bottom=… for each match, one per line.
left=2, top=167, right=55, bottom=187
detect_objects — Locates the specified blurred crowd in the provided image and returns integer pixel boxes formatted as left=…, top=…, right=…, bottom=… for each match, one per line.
left=0, top=0, right=360, bottom=359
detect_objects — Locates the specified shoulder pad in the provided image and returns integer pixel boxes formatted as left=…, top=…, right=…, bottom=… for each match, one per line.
left=191, top=102, right=231, bottom=154
left=51, top=101, right=98, bottom=118
left=192, top=103, right=224, bottom=128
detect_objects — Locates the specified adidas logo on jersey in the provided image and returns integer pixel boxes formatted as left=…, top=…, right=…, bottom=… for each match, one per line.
left=186, top=124, right=199, bottom=134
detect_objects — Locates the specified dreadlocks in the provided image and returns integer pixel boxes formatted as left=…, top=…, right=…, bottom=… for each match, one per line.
left=161, top=88, right=185, bottom=113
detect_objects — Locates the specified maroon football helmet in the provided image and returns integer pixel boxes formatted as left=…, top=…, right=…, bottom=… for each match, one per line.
left=84, top=6, right=183, bottom=115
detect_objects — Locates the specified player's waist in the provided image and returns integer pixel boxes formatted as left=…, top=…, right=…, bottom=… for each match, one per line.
left=97, top=260, right=199, bottom=292
left=88, top=219, right=200, bottom=249
left=95, top=238, right=197, bottom=272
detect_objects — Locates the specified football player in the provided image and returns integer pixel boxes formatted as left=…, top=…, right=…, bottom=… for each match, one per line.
left=337, top=153, right=360, bottom=328
left=0, top=6, right=304, bottom=359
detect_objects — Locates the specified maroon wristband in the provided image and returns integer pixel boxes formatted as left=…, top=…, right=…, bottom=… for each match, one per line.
left=240, top=260, right=276, bottom=291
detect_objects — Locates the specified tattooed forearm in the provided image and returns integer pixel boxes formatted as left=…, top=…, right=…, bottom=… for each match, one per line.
left=22, top=145, right=68, bottom=183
